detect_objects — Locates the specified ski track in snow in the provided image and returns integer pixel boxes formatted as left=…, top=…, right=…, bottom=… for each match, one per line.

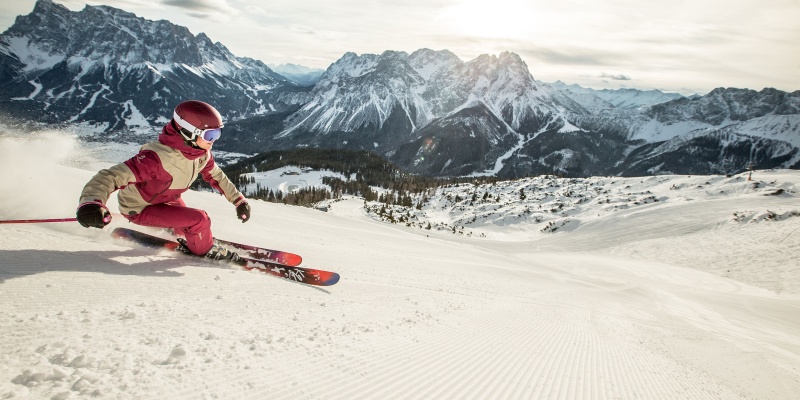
left=1, top=135, right=800, bottom=399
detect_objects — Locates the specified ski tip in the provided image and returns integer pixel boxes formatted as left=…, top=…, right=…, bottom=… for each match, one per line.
left=322, top=273, right=340, bottom=286
left=110, top=227, right=127, bottom=237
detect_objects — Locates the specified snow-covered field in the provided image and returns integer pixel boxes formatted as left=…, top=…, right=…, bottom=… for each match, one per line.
left=240, top=167, right=348, bottom=195
left=1, top=132, right=799, bottom=399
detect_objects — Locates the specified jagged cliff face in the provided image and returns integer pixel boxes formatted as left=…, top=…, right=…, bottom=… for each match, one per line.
left=272, top=49, right=574, bottom=175
left=0, top=0, right=303, bottom=131
left=280, top=50, right=552, bottom=137
left=2, top=1, right=798, bottom=177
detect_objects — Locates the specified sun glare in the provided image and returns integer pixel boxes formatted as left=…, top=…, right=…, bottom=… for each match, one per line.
left=442, top=0, right=535, bottom=40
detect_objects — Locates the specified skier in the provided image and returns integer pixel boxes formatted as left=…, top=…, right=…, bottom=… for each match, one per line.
left=76, top=100, right=250, bottom=261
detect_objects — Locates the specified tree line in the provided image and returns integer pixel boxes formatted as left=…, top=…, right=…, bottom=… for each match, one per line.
left=202, top=148, right=503, bottom=207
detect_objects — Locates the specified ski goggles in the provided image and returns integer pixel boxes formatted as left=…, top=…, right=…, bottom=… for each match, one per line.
left=198, top=128, right=222, bottom=142
left=180, top=126, right=221, bottom=143
left=173, top=111, right=223, bottom=143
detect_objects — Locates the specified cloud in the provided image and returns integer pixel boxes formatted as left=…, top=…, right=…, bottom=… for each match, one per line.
left=600, top=73, right=631, bottom=81
left=289, top=25, right=317, bottom=36
left=161, top=0, right=237, bottom=19
left=517, top=46, right=622, bottom=67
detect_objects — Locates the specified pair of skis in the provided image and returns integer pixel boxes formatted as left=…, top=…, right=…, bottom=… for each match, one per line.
left=111, top=227, right=339, bottom=286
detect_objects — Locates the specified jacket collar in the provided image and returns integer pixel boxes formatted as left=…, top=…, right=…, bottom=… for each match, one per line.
left=158, top=120, right=208, bottom=160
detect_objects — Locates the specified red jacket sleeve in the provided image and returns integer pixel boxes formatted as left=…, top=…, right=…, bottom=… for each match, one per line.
left=200, top=153, right=245, bottom=204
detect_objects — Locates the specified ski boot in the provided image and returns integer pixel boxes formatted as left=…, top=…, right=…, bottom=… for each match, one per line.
left=177, top=238, right=243, bottom=263
left=204, top=243, right=242, bottom=262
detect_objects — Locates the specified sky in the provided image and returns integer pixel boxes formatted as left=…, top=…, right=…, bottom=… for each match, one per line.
left=1, top=0, right=799, bottom=95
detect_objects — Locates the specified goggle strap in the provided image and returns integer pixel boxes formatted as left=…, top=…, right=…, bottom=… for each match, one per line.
left=173, top=110, right=200, bottom=137
left=178, top=127, right=197, bottom=142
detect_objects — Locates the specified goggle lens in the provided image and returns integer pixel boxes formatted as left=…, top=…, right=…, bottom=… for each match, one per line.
left=202, top=128, right=221, bottom=142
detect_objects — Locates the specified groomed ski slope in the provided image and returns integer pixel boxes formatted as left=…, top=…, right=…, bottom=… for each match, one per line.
left=1, top=132, right=799, bottom=399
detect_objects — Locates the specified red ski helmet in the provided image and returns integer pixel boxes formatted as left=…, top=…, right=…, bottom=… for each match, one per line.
left=173, top=100, right=224, bottom=143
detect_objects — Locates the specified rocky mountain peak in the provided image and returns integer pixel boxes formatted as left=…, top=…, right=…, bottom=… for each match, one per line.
left=408, top=49, right=462, bottom=81
left=31, top=0, right=66, bottom=16
left=0, top=0, right=297, bottom=130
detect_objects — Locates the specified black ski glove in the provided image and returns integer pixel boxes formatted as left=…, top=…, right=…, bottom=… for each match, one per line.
left=76, top=202, right=112, bottom=228
left=236, top=201, right=251, bottom=223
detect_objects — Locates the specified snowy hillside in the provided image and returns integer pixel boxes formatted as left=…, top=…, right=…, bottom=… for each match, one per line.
left=360, top=172, right=800, bottom=294
left=2, top=132, right=800, bottom=399
left=239, top=166, right=348, bottom=196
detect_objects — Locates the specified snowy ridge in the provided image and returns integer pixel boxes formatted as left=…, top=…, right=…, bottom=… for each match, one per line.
left=550, top=81, right=685, bottom=111
left=268, top=63, right=325, bottom=86
left=280, top=51, right=431, bottom=136
left=630, top=88, right=800, bottom=142
left=1, top=132, right=800, bottom=399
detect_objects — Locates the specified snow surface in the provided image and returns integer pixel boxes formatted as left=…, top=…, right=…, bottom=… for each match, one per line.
left=3, top=37, right=66, bottom=72
left=10, top=80, right=43, bottom=101
left=240, top=167, right=349, bottom=194
left=1, top=131, right=800, bottom=399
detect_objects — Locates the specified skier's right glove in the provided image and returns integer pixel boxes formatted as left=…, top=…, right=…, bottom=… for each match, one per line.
left=236, top=201, right=251, bottom=223
left=76, top=201, right=112, bottom=228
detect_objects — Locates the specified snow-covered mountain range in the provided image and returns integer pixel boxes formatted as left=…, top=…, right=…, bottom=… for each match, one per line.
left=0, top=0, right=303, bottom=132
left=551, top=81, right=685, bottom=111
left=1, top=0, right=798, bottom=177
left=262, top=49, right=799, bottom=177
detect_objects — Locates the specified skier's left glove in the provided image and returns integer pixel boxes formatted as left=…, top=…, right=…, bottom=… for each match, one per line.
left=236, top=201, right=251, bottom=223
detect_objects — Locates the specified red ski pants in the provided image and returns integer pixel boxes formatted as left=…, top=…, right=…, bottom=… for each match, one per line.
left=124, top=198, right=214, bottom=255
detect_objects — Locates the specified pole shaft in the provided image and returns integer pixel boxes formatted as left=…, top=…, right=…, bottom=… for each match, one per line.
left=0, top=218, right=78, bottom=224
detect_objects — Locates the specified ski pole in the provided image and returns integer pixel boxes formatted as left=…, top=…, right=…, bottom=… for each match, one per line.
left=0, top=217, right=78, bottom=224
